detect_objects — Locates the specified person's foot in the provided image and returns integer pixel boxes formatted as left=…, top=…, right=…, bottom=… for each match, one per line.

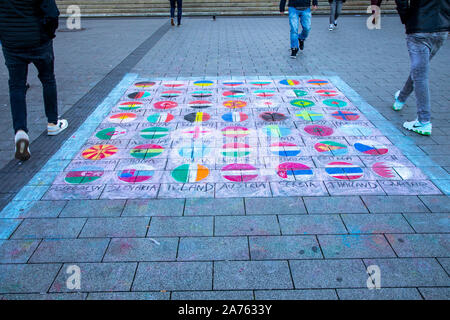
left=14, top=130, right=30, bottom=161
left=393, top=90, right=405, bottom=111
left=290, top=48, right=299, bottom=59
left=299, top=39, right=304, bottom=50
left=177, top=22, right=181, bottom=26
left=403, top=119, right=432, bottom=136
left=329, top=24, right=334, bottom=31
left=48, top=119, right=68, bottom=136
left=334, top=22, right=338, bottom=28
left=171, top=18, right=175, bottom=26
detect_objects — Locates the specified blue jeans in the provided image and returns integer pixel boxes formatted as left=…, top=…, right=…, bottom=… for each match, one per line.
left=398, top=32, right=447, bottom=123
left=2, top=40, right=58, bottom=134
left=288, top=7, right=311, bottom=49
left=170, top=0, right=183, bottom=25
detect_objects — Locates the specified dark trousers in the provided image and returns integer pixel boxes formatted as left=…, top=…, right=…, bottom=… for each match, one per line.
left=2, top=40, right=58, bottom=134
left=170, top=0, right=183, bottom=25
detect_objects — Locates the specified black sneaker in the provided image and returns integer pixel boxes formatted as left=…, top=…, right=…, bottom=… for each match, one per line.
left=299, top=39, right=304, bottom=50
left=290, top=48, right=298, bottom=59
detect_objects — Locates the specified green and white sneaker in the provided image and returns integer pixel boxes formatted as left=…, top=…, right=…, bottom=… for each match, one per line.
left=393, top=90, right=405, bottom=111
left=48, top=119, right=68, bottom=136
left=403, top=119, right=432, bottom=136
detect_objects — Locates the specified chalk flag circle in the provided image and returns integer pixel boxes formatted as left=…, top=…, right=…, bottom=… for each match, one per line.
left=178, top=144, right=212, bottom=159
left=194, top=80, right=214, bottom=87
left=184, top=112, right=211, bottom=123
left=315, top=89, right=339, bottom=97
left=222, top=163, right=258, bottom=182
left=323, top=99, right=348, bottom=108
left=354, top=141, right=389, bottom=155
left=221, top=126, right=249, bottom=138
left=222, top=143, right=251, bottom=157
left=339, top=125, right=373, bottom=136
left=65, top=166, right=104, bottom=184
left=277, top=162, right=313, bottom=180
left=326, top=161, right=364, bottom=180
left=223, top=100, right=247, bottom=109
left=314, top=141, right=348, bottom=156
left=130, top=144, right=164, bottom=159
left=331, top=111, right=360, bottom=121
left=307, top=79, right=329, bottom=86
left=182, top=126, right=213, bottom=139
left=304, top=125, right=334, bottom=137
left=253, top=89, right=276, bottom=97
left=280, top=79, right=301, bottom=86
left=140, top=127, right=170, bottom=139
left=108, top=113, right=137, bottom=123
left=290, top=99, right=315, bottom=108
left=128, top=91, right=151, bottom=99
left=161, top=90, right=182, bottom=98
left=154, top=101, right=178, bottom=110
left=172, top=164, right=210, bottom=183
left=135, top=81, right=156, bottom=88
left=147, top=113, right=174, bottom=123
left=249, top=80, right=272, bottom=87
left=82, top=145, right=118, bottom=160
left=119, top=101, right=143, bottom=110
left=96, top=127, right=127, bottom=140
left=223, top=90, right=246, bottom=98
left=222, top=112, right=248, bottom=122
left=292, top=89, right=308, bottom=97
left=372, top=162, right=396, bottom=179
left=189, top=100, right=213, bottom=109
left=223, top=81, right=244, bottom=87
left=118, top=164, right=155, bottom=183
left=294, top=110, right=324, bottom=121
left=263, top=125, right=291, bottom=137
left=191, top=90, right=213, bottom=98
left=259, top=112, right=287, bottom=122
left=270, top=142, right=301, bottom=157
left=162, top=81, right=184, bottom=88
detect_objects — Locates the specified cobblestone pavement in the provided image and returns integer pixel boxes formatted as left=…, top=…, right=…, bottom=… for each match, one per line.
left=0, top=16, right=449, bottom=300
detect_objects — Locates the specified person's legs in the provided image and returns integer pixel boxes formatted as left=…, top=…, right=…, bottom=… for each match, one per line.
left=330, top=1, right=337, bottom=25
left=335, top=1, right=343, bottom=24
left=170, top=0, right=176, bottom=18
left=177, top=0, right=183, bottom=25
left=298, top=8, right=312, bottom=41
left=288, top=7, right=300, bottom=49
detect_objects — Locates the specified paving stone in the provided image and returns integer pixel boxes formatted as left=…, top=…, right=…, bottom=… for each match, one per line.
left=255, top=289, right=338, bottom=300
left=215, top=216, right=280, bottom=236
left=122, top=199, right=185, bottom=217
left=403, top=213, right=450, bottom=233
left=30, top=238, right=109, bottom=263
left=245, top=197, right=306, bottom=215
left=337, top=288, right=422, bottom=300
left=0, top=264, right=61, bottom=293
left=279, top=215, right=347, bottom=235
left=11, top=218, right=86, bottom=239
left=386, top=234, right=450, bottom=258
left=79, top=217, right=149, bottom=238
left=319, top=235, right=396, bottom=258
left=0, top=240, right=40, bottom=263
left=172, top=290, right=254, bottom=300
left=249, top=236, right=322, bottom=260
left=185, top=198, right=244, bottom=216
left=60, top=200, right=126, bottom=217
left=214, top=261, right=292, bottom=290
left=0, top=219, right=22, bottom=239
left=103, top=237, right=178, bottom=262
left=87, top=292, right=170, bottom=300
left=437, top=258, right=450, bottom=274
left=0, top=293, right=87, bottom=300
left=148, top=216, right=213, bottom=237
left=341, top=214, right=414, bottom=234
left=50, top=263, right=137, bottom=293
left=290, top=259, right=368, bottom=289
left=419, top=196, right=450, bottom=212
left=361, top=196, right=429, bottom=213
left=303, top=196, right=368, bottom=214
left=177, top=237, right=248, bottom=261
left=19, top=201, right=67, bottom=218
left=418, top=287, right=450, bottom=300
left=363, top=258, right=450, bottom=287
left=133, top=262, right=212, bottom=291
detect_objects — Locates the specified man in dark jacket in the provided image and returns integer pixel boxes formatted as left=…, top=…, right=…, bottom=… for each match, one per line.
left=280, top=0, right=318, bottom=59
left=392, top=0, right=449, bottom=136
left=0, top=0, right=68, bottom=161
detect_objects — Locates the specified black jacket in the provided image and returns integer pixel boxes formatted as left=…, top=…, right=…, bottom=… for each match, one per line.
left=395, top=0, right=450, bottom=34
left=328, top=0, right=346, bottom=3
left=280, top=0, right=318, bottom=12
left=0, top=0, right=60, bottom=49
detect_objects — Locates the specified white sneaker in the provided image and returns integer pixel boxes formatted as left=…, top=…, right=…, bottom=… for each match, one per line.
left=47, top=119, right=68, bottom=136
left=403, top=119, right=432, bottom=136
left=329, top=24, right=334, bottom=31
left=393, top=90, right=405, bottom=111
left=14, top=130, right=30, bottom=161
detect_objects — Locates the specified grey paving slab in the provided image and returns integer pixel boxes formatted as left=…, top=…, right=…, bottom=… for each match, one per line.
left=50, top=263, right=137, bottom=293
left=0, top=293, right=87, bottom=300
left=418, top=287, right=450, bottom=300
left=337, top=288, right=422, bottom=300
left=0, top=240, right=40, bottom=263
left=319, top=235, right=396, bottom=259
left=132, top=262, right=212, bottom=291
left=59, top=200, right=126, bottom=218
left=303, top=196, right=368, bottom=214
left=11, top=218, right=86, bottom=239
left=29, top=238, right=109, bottom=263
left=341, top=214, right=415, bottom=234
left=403, top=213, right=450, bottom=233
left=245, top=197, right=306, bottom=215
left=214, top=261, right=293, bottom=290
left=361, top=196, right=429, bottom=213
left=185, top=198, right=244, bottom=216
left=172, top=290, right=254, bottom=300
left=103, top=237, right=178, bottom=262
left=215, top=215, right=280, bottom=236
left=0, top=263, right=61, bottom=293
left=437, top=258, right=450, bottom=274
left=122, top=199, right=185, bottom=217
left=0, top=219, right=22, bottom=239
left=148, top=216, right=213, bottom=237
left=18, top=201, right=67, bottom=218
left=249, top=236, right=322, bottom=260
left=419, top=196, right=450, bottom=213
left=363, top=258, right=450, bottom=287
left=177, top=237, right=248, bottom=261
left=386, top=234, right=450, bottom=258
left=279, top=215, right=347, bottom=235
left=87, top=291, right=170, bottom=300
left=255, top=289, right=338, bottom=300
left=79, top=217, right=149, bottom=238
left=290, top=259, right=368, bottom=289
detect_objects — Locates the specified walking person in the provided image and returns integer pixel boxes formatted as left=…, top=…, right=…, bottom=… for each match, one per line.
left=328, top=0, right=345, bottom=31
left=392, top=0, right=449, bottom=136
left=0, top=0, right=68, bottom=161
left=280, top=0, right=318, bottom=59
left=169, top=0, right=183, bottom=26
